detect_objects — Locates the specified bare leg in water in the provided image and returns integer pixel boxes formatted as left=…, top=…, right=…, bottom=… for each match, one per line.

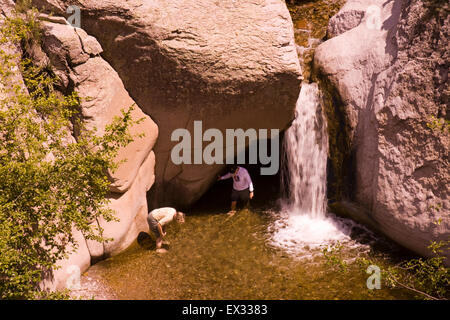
left=228, top=201, right=237, bottom=216
left=156, top=237, right=163, bottom=249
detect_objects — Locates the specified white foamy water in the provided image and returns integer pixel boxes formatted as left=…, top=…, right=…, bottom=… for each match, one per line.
left=281, top=82, right=328, bottom=216
left=271, top=211, right=351, bottom=249
left=270, top=83, right=360, bottom=257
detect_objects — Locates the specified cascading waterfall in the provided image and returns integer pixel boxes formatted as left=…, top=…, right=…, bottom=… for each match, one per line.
left=281, top=82, right=328, bottom=217
left=269, top=82, right=352, bottom=256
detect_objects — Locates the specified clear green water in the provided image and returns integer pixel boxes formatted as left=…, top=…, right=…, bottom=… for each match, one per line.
left=85, top=202, right=417, bottom=300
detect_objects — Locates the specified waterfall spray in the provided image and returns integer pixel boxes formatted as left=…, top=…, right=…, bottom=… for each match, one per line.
left=269, top=82, right=351, bottom=256
left=280, top=82, right=328, bottom=217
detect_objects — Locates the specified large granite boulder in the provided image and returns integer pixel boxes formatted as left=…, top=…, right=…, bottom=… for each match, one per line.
left=33, top=0, right=302, bottom=207
left=40, top=21, right=158, bottom=193
left=32, top=19, right=158, bottom=289
left=315, top=0, right=449, bottom=262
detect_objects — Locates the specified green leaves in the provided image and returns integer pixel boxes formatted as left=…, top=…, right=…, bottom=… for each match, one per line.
left=0, top=6, right=41, bottom=45
left=427, top=116, right=450, bottom=134
left=0, top=8, right=139, bottom=299
left=356, top=239, right=450, bottom=300
left=321, top=241, right=349, bottom=273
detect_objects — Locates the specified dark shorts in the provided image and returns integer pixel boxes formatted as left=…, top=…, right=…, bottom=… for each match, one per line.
left=147, top=213, right=160, bottom=239
left=231, top=188, right=250, bottom=202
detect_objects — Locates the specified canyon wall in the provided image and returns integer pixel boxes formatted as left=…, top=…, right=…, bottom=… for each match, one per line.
left=1, top=0, right=159, bottom=289
left=315, top=0, right=449, bottom=262
left=38, top=18, right=159, bottom=290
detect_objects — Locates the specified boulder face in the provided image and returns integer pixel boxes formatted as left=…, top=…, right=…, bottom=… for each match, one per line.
left=40, top=21, right=158, bottom=193
left=34, top=0, right=302, bottom=208
left=315, top=0, right=449, bottom=261
left=33, top=19, right=158, bottom=290
left=326, top=0, right=367, bottom=38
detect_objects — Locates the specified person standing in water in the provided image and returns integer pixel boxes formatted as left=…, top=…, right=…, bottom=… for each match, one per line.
left=217, top=165, right=254, bottom=216
left=147, top=207, right=185, bottom=252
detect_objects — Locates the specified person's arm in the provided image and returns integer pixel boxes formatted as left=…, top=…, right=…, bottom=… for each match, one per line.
left=157, top=223, right=166, bottom=238
left=218, top=172, right=232, bottom=180
left=244, top=170, right=254, bottom=198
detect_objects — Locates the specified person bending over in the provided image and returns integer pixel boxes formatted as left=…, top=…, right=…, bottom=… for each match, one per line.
left=147, top=207, right=185, bottom=252
left=217, top=165, right=254, bottom=216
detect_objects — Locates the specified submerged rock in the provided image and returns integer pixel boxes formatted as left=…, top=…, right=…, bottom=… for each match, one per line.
left=315, top=0, right=449, bottom=263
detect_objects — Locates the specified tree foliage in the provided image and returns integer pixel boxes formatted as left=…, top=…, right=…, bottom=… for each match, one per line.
left=0, top=7, right=140, bottom=299
left=355, top=239, right=450, bottom=300
left=381, top=240, right=450, bottom=300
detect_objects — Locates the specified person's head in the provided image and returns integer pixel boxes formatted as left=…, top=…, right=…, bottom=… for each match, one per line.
left=229, top=165, right=239, bottom=174
left=175, top=211, right=185, bottom=224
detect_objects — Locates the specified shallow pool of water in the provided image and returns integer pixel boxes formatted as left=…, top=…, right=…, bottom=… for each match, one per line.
left=84, top=204, right=417, bottom=300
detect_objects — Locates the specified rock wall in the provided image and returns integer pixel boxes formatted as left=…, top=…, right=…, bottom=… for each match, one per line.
left=33, top=0, right=302, bottom=208
left=29, top=17, right=158, bottom=290
left=315, top=0, right=449, bottom=262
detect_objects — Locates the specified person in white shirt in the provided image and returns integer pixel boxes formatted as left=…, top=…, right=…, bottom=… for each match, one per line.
left=147, top=207, right=185, bottom=252
left=217, top=165, right=254, bottom=216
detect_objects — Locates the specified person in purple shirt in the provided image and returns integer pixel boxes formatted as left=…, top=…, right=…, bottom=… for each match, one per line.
left=217, top=165, right=254, bottom=216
